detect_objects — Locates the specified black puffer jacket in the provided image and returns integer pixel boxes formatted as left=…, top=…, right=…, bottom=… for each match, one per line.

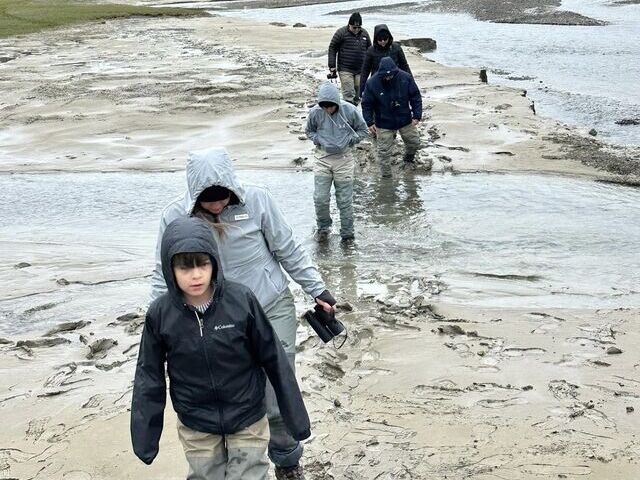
left=131, top=217, right=310, bottom=465
left=328, top=25, right=371, bottom=73
left=360, top=24, right=412, bottom=95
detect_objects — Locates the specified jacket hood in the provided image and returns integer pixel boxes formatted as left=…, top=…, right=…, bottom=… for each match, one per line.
left=373, top=24, right=393, bottom=44
left=378, top=57, right=399, bottom=76
left=185, top=147, right=246, bottom=214
left=317, top=81, right=341, bottom=107
left=161, top=216, right=224, bottom=306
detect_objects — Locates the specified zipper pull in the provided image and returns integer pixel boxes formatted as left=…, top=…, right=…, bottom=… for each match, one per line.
left=195, top=311, right=204, bottom=337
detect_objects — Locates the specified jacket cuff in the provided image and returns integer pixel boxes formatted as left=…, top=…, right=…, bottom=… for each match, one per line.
left=293, top=428, right=311, bottom=441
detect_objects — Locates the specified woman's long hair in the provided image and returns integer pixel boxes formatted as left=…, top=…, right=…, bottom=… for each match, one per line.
left=191, top=190, right=240, bottom=240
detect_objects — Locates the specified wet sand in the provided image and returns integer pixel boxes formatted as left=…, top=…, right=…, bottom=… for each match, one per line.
left=1, top=12, right=639, bottom=480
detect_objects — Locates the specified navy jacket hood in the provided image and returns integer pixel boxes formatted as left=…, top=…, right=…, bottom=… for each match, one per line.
left=378, top=57, right=399, bottom=77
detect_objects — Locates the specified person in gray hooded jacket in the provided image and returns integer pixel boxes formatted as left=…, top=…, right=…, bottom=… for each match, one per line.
left=305, top=81, right=368, bottom=242
left=150, top=147, right=336, bottom=480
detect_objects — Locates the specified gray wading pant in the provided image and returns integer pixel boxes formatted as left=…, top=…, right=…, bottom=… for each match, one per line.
left=313, top=150, right=355, bottom=239
left=338, top=71, right=361, bottom=105
left=177, top=415, right=270, bottom=480
left=263, top=288, right=302, bottom=468
left=376, top=123, right=421, bottom=176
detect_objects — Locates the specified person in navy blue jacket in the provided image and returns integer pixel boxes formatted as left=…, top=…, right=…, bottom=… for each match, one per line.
left=361, top=57, right=422, bottom=176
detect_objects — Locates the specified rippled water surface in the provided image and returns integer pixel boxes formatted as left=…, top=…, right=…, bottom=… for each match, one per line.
left=2, top=170, right=639, bottom=318
left=222, top=0, right=640, bottom=145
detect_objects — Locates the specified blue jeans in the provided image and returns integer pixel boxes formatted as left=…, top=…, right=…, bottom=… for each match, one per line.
left=263, top=289, right=302, bottom=468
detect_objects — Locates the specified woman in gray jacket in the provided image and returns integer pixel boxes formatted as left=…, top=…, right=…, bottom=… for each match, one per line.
left=150, top=146, right=335, bottom=480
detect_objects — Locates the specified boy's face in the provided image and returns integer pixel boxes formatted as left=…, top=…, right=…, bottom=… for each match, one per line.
left=173, top=259, right=213, bottom=303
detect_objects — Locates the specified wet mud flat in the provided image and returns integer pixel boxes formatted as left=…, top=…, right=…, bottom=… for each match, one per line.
left=2, top=268, right=639, bottom=479
left=1, top=10, right=640, bottom=480
left=2, top=168, right=640, bottom=479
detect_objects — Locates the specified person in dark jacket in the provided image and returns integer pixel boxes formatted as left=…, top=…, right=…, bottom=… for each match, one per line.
left=131, top=216, right=311, bottom=480
left=359, top=24, right=412, bottom=97
left=327, top=12, right=371, bottom=105
left=361, top=57, right=423, bottom=177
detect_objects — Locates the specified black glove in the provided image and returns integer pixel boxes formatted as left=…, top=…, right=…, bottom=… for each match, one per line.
left=315, top=289, right=336, bottom=306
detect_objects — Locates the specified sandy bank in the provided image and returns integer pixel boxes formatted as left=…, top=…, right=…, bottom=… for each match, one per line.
left=1, top=14, right=638, bottom=179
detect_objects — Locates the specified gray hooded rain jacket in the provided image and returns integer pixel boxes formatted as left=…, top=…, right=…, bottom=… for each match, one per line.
left=305, top=82, right=369, bottom=155
left=150, top=147, right=326, bottom=309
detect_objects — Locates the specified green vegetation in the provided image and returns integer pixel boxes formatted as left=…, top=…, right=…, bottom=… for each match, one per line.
left=0, top=0, right=205, bottom=38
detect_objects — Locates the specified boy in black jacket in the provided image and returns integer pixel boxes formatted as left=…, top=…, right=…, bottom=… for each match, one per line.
left=131, top=216, right=310, bottom=480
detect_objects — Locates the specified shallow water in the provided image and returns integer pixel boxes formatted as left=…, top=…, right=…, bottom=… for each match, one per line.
left=221, top=0, right=640, bottom=146
left=1, top=170, right=638, bottom=336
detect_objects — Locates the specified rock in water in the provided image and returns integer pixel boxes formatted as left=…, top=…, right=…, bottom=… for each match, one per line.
left=401, top=37, right=437, bottom=53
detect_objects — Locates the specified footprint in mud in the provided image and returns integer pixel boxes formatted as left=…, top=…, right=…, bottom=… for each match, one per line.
left=350, top=326, right=374, bottom=347
left=25, top=416, right=50, bottom=441
left=475, top=396, right=528, bottom=408
left=61, top=471, right=93, bottom=480
left=549, top=379, right=580, bottom=399
left=520, top=463, right=591, bottom=476
left=413, top=379, right=464, bottom=397
left=444, top=341, right=475, bottom=357
left=458, top=453, right=514, bottom=476
left=531, top=322, right=559, bottom=334
left=316, top=361, right=345, bottom=381
left=43, top=363, right=77, bottom=388
left=501, top=346, right=546, bottom=357
left=464, top=361, right=500, bottom=373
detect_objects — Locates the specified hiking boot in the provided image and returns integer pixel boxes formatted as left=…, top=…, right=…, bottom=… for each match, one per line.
left=314, top=229, right=330, bottom=242
left=275, top=464, right=305, bottom=480
left=403, top=153, right=416, bottom=163
left=341, top=235, right=355, bottom=244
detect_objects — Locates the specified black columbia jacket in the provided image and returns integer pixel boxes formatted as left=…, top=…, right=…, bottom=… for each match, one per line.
left=328, top=25, right=371, bottom=73
left=360, top=24, right=412, bottom=95
left=131, top=216, right=310, bottom=465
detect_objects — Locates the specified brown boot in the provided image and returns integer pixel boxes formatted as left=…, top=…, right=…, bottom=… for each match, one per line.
left=275, top=464, right=305, bottom=480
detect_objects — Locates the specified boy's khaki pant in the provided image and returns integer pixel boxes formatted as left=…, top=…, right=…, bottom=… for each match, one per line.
left=177, top=415, right=270, bottom=480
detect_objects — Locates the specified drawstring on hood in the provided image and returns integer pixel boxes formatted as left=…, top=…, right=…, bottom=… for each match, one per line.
left=317, top=82, right=358, bottom=137
left=160, top=216, right=224, bottom=309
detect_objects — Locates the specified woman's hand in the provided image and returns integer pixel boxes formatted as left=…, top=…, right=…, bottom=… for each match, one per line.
left=315, top=290, right=337, bottom=313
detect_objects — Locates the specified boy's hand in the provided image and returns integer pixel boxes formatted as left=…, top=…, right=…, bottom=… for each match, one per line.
left=368, top=125, right=377, bottom=135
left=315, top=290, right=337, bottom=313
